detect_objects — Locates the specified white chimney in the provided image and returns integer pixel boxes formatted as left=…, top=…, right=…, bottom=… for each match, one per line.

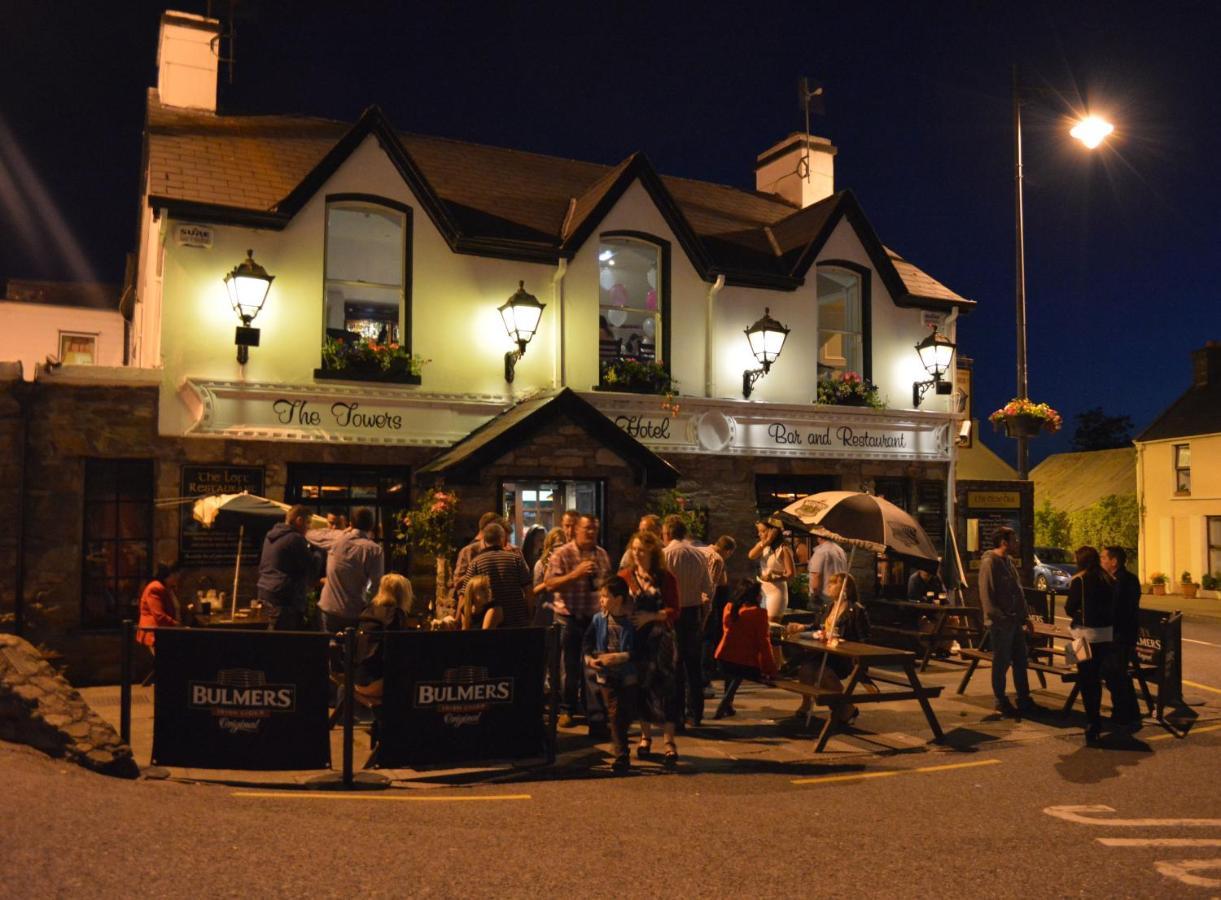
left=755, top=132, right=837, bottom=208
left=156, top=11, right=221, bottom=111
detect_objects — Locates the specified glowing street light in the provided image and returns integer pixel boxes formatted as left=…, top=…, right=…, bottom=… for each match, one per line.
left=1070, top=115, right=1114, bottom=149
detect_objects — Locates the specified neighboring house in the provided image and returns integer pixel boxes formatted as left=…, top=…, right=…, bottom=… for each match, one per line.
left=0, top=10, right=979, bottom=679
left=1030, top=447, right=1136, bottom=515
left=0, top=279, right=125, bottom=379
left=958, top=425, right=1019, bottom=481
left=1135, top=341, right=1221, bottom=584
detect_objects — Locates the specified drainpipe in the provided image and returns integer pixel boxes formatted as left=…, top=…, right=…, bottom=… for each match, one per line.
left=552, top=259, right=568, bottom=388
left=704, top=274, right=725, bottom=398
left=943, top=307, right=961, bottom=585
left=1135, top=442, right=1146, bottom=581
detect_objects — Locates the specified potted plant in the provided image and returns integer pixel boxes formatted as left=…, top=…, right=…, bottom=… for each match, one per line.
left=815, top=370, right=884, bottom=409
left=597, top=357, right=674, bottom=395
left=1180, top=570, right=1199, bottom=599
left=396, top=486, right=459, bottom=615
left=1149, top=572, right=1167, bottom=596
left=988, top=398, right=1063, bottom=437
left=317, top=335, right=430, bottom=384
left=1202, top=573, right=1220, bottom=599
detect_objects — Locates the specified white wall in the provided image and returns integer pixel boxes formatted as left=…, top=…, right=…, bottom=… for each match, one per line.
left=0, top=302, right=125, bottom=379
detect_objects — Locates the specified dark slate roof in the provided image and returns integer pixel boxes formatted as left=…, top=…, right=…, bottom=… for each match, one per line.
left=145, top=92, right=972, bottom=307
left=1, top=279, right=120, bottom=310
left=1135, top=383, right=1221, bottom=441
left=417, top=389, right=679, bottom=486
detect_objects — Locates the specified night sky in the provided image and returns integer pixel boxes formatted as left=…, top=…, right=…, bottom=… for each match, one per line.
left=3, top=1, right=1219, bottom=465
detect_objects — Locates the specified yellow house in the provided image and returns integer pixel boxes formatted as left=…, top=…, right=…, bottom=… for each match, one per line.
left=1135, top=341, right=1221, bottom=586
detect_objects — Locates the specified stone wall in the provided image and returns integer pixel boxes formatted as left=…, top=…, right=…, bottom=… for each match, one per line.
left=0, top=371, right=24, bottom=630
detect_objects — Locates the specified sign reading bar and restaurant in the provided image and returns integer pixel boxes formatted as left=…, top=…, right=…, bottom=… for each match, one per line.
left=377, top=628, right=548, bottom=767
left=152, top=629, right=331, bottom=770
left=179, top=465, right=265, bottom=565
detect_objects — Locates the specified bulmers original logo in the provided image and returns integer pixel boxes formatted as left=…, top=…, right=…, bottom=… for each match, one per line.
left=189, top=668, right=296, bottom=734
left=414, top=666, right=514, bottom=728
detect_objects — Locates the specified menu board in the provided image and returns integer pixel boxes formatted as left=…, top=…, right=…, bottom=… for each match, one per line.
left=915, top=480, right=946, bottom=555
left=179, top=465, right=266, bottom=566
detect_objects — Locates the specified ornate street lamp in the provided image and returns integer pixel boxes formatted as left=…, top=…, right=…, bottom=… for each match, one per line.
left=912, top=328, right=956, bottom=407
left=499, top=280, right=546, bottom=382
left=742, top=307, right=790, bottom=398
left=223, top=249, right=274, bottom=364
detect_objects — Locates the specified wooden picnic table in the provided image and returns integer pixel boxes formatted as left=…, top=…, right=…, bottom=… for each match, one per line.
left=191, top=611, right=274, bottom=630
left=779, top=633, right=944, bottom=752
left=865, top=598, right=986, bottom=671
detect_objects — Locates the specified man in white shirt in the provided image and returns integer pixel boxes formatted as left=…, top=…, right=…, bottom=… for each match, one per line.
left=808, top=534, right=847, bottom=609
left=306, top=507, right=384, bottom=633
left=662, top=515, right=713, bottom=727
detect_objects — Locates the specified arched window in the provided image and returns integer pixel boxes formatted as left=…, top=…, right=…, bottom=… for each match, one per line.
left=817, top=265, right=869, bottom=379
left=323, top=195, right=411, bottom=357
left=597, top=233, right=668, bottom=380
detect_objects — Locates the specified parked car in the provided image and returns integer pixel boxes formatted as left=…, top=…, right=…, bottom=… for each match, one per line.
left=1033, top=546, right=1076, bottom=593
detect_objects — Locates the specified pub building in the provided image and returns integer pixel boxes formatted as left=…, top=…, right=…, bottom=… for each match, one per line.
left=0, top=10, right=976, bottom=681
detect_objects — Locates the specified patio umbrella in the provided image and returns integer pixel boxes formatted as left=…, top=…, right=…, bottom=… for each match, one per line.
left=191, top=493, right=328, bottom=615
left=775, top=490, right=940, bottom=563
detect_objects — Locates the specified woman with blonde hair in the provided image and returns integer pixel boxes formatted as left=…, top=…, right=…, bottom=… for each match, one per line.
left=461, top=575, right=503, bottom=630
left=355, top=573, right=425, bottom=698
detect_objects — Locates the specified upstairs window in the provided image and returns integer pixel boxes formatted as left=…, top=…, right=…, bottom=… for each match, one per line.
left=323, top=199, right=409, bottom=354
left=1174, top=443, right=1191, bottom=494
left=59, top=332, right=97, bottom=365
left=598, top=235, right=665, bottom=374
left=817, top=266, right=865, bottom=379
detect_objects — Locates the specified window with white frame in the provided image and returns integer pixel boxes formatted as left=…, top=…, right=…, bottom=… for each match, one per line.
left=59, top=332, right=97, bottom=365
left=817, top=267, right=864, bottom=378
left=1173, top=443, right=1191, bottom=494
left=598, top=236, right=663, bottom=370
left=323, top=200, right=408, bottom=352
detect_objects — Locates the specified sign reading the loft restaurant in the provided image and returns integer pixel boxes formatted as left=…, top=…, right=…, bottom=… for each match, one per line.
left=599, top=399, right=950, bottom=462
left=179, top=465, right=265, bottom=565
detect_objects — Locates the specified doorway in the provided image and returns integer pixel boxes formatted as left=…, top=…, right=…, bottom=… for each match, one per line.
left=500, top=479, right=604, bottom=546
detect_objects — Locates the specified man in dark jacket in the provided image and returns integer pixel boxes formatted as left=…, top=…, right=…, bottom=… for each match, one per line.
left=978, top=527, right=1035, bottom=716
left=257, top=505, right=316, bottom=630
left=1102, top=546, right=1142, bottom=729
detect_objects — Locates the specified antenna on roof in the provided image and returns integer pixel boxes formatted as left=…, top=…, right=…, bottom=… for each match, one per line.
left=797, top=77, right=826, bottom=180
left=207, top=0, right=241, bottom=85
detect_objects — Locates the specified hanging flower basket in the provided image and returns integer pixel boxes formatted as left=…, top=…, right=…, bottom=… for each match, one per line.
left=989, top=398, right=1062, bottom=436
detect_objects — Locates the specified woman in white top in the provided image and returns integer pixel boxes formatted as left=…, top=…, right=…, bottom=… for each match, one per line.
left=748, top=519, right=795, bottom=620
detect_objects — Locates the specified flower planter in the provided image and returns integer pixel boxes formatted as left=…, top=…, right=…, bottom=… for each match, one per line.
left=1002, top=413, right=1045, bottom=438
left=314, top=367, right=422, bottom=385
left=593, top=382, right=668, bottom=396
left=1181, top=583, right=1199, bottom=599
left=1151, top=583, right=1166, bottom=596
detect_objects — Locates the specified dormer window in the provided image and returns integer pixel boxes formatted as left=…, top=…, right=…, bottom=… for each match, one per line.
left=817, top=266, right=867, bottom=379
left=598, top=235, right=665, bottom=374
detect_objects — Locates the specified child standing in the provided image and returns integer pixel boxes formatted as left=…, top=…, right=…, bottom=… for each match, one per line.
left=583, top=576, right=638, bottom=772
left=714, top=579, right=778, bottom=719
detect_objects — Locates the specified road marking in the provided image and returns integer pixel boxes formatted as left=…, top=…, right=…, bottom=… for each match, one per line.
left=791, top=758, right=1000, bottom=786
left=1183, top=679, right=1221, bottom=695
left=1098, top=838, right=1221, bottom=847
left=1182, top=638, right=1221, bottom=648
left=1147, top=723, right=1221, bottom=742
left=231, top=791, right=531, bottom=802
left=1155, top=859, right=1221, bottom=889
left=1043, top=805, right=1221, bottom=827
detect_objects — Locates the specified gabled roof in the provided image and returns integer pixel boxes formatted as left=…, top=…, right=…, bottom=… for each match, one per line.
left=145, top=93, right=973, bottom=306
left=1135, top=382, right=1221, bottom=442
left=417, top=389, right=680, bottom=486
left=1029, top=448, right=1136, bottom=513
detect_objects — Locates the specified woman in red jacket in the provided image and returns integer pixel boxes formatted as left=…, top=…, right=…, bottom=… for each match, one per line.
left=713, top=579, right=778, bottom=719
left=136, top=562, right=182, bottom=652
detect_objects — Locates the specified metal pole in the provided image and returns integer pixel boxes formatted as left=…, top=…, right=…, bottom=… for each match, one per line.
left=342, top=627, right=356, bottom=788
left=120, top=619, right=133, bottom=745
left=1013, top=65, right=1030, bottom=479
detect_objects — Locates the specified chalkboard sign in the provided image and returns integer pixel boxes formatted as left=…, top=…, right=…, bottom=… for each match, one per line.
left=179, top=465, right=265, bottom=565
left=916, top=480, right=946, bottom=555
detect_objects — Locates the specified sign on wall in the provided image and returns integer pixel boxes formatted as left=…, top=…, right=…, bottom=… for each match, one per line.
left=173, top=223, right=214, bottom=248
left=179, top=465, right=265, bottom=565
left=152, top=629, right=331, bottom=770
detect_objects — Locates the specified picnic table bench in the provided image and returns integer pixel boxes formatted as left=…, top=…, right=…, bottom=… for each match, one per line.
left=778, top=634, right=944, bottom=752
left=865, top=598, right=986, bottom=671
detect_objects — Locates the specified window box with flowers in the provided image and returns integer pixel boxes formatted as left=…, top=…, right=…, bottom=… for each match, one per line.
left=989, top=398, right=1062, bottom=438
left=815, top=371, right=884, bottom=409
left=316, top=336, right=429, bottom=385
left=596, top=358, right=674, bottom=395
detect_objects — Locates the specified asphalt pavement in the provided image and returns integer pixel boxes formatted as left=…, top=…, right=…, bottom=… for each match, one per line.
left=4, top=613, right=1220, bottom=898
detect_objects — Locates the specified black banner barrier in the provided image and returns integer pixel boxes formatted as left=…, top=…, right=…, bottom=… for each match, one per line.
left=151, top=629, right=332, bottom=770
left=377, top=628, right=549, bottom=768
left=1134, top=608, right=1184, bottom=719
left=1024, top=588, right=1055, bottom=624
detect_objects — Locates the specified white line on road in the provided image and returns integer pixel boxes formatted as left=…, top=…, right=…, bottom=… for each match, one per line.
left=1097, top=838, right=1221, bottom=847
left=1043, top=805, right=1221, bottom=827
left=1182, top=637, right=1221, bottom=648
left=231, top=791, right=532, bottom=802
left=1155, top=859, right=1221, bottom=889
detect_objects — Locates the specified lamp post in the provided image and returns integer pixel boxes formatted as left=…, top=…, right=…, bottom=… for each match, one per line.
left=1012, top=67, right=1112, bottom=477
left=500, top=280, right=546, bottom=382
left=742, top=307, right=790, bottom=398
left=223, top=249, right=274, bottom=364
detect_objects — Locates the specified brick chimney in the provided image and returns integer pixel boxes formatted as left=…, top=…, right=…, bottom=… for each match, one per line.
left=1192, top=340, right=1221, bottom=387
left=156, top=11, right=220, bottom=111
left=755, top=132, right=837, bottom=208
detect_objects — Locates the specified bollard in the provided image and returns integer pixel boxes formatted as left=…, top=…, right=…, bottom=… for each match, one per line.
left=120, top=619, right=133, bottom=746
left=342, top=627, right=356, bottom=788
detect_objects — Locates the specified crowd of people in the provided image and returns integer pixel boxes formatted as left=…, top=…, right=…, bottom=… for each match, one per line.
left=134, top=502, right=1147, bottom=763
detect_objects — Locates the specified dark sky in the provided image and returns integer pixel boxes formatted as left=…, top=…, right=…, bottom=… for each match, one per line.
left=3, top=1, right=1219, bottom=465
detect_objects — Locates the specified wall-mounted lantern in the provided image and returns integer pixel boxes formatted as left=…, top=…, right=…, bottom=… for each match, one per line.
left=912, top=328, right=956, bottom=407
left=499, top=280, right=546, bottom=383
left=223, top=249, right=274, bottom=364
left=742, top=307, right=790, bottom=398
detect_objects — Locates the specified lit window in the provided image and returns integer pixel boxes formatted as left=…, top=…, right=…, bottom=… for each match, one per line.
left=598, top=237, right=662, bottom=370
left=59, top=332, right=97, bottom=365
left=817, top=267, right=864, bottom=378
left=324, top=201, right=407, bottom=351
left=1174, top=444, right=1191, bottom=494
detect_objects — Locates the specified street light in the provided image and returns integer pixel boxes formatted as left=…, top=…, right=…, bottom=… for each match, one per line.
left=223, top=249, right=274, bottom=364
left=500, top=280, right=546, bottom=382
left=742, top=307, right=790, bottom=398
left=1012, top=68, right=1113, bottom=477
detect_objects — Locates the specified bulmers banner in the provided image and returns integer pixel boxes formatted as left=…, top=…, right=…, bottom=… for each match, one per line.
left=377, top=628, right=548, bottom=767
left=1135, top=608, right=1183, bottom=713
left=152, top=629, right=331, bottom=770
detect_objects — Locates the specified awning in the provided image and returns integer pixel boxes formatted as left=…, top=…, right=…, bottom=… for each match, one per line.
left=418, top=388, right=679, bottom=486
